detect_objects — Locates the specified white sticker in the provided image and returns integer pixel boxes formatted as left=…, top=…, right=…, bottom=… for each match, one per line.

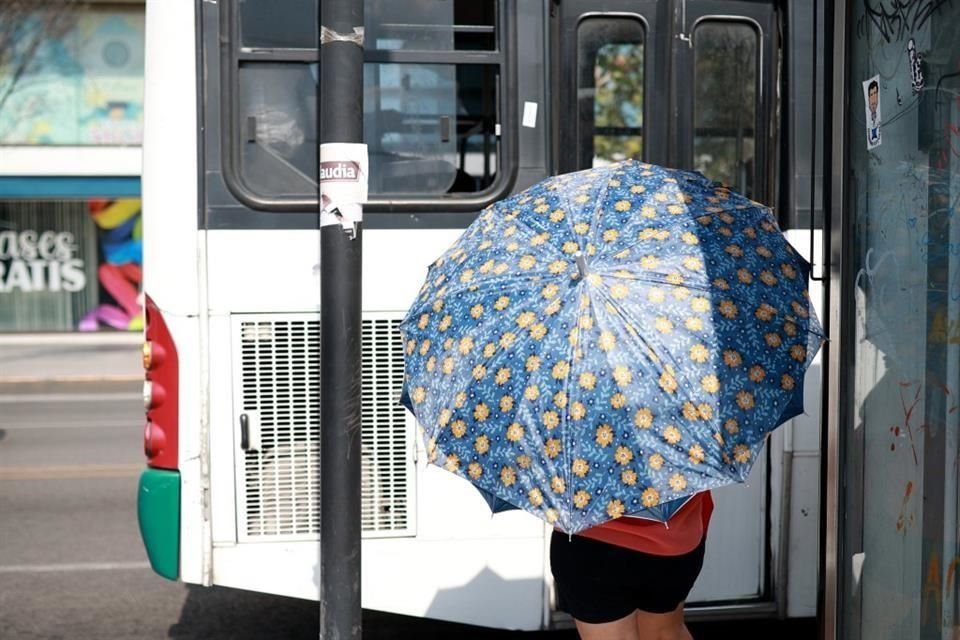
left=320, top=142, right=368, bottom=233
left=862, top=75, right=882, bottom=150
left=851, top=552, right=866, bottom=596
left=522, top=101, right=538, bottom=128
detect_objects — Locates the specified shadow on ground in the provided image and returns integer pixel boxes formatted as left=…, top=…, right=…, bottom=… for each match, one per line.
left=167, top=584, right=816, bottom=639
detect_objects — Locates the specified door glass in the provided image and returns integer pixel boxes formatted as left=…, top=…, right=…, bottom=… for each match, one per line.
left=693, top=21, right=758, bottom=197
left=577, top=17, right=645, bottom=168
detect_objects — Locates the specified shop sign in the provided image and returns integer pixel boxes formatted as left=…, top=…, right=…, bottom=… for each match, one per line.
left=0, top=230, right=87, bottom=293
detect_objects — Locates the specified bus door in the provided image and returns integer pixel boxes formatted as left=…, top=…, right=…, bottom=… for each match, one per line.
left=556, top=0, right=777, bottom=204
left=554, top=0, right=781, bottom=606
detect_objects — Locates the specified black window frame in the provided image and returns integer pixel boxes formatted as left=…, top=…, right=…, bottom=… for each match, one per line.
left=219, top=0, right=518, bottom=214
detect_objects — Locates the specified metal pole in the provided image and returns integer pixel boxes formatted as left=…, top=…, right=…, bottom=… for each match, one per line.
left=820, top=0, right=849, bottom=638
left=319, top=0, right=363, bottom=638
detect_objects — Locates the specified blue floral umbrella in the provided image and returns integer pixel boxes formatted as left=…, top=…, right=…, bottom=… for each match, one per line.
left=400, top=160, right=824, bottom=534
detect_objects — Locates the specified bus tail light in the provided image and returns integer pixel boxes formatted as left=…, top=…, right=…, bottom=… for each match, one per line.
left=143, top=294, right=179, bottom=470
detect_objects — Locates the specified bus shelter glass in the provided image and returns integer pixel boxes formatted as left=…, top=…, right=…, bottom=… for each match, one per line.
left=841, top=5, right=960, bottom=639
left=693, top=21, right=758, bottom=199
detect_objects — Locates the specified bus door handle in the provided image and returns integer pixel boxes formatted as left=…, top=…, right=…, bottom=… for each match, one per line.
left=239, top=411, right=261, bottom=451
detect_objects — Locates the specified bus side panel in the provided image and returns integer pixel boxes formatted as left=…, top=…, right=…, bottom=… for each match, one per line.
left=143, top=0, right=203, bottom=585
left=205, top=230, right=322, bottom=315
left=172, top=316, right=205, bottom=585
left=208, top=306, right=238, bottom=546
left=688, top=457, right=768, bottom=602
left=204, top=229, right=322, bottom=550
left=783, top=230, right=825, bottom=618
left=142, top=0, right=199, bottom=317
left=362, top=229, right=464, bottom=311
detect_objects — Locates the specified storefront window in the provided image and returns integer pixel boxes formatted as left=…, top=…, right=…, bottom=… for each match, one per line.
left=0, top=5, right=144, bottom=145
left=843, top=5, right=960, bottom=638
left=0, top=198, right=142, bottom=332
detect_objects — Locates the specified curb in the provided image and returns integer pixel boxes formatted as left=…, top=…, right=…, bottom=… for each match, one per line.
left=0, top=333, right=141, bottom=347
left=0, top=377, right=142, bottom=395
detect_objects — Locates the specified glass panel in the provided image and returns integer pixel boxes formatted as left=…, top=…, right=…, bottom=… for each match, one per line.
left=842, top=6, right=960, bottom=640
left=693, top=22, right=757, bottom=198
left=237, top=63, right=319, bottom=199
left=236, top=62, right=499, bottom=198
left=365, top=63, right=498, bottom=195
left=240, top=0, right=317, bottom=49
left=240, top=0, right=496, bottom=51
left=577, top=18, right=645, bottom=169
left=365, top=0, right=496, bottom=52
left=0, top=6, right=144, bottom=145
left=0, top=198, right=142, bottom=332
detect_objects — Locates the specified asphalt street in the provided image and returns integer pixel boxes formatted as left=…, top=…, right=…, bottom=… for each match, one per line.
left=0, top=384, right=816, bottom=639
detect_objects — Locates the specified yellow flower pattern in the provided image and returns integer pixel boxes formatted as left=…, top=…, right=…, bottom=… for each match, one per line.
left=400, top=160, right=823, bottom=533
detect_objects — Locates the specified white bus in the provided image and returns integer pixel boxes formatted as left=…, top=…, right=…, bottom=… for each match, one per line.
left=137, top=0, right=824, bottom=629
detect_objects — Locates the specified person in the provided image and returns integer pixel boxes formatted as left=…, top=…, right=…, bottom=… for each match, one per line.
left=550, top=490, right=713, bottom=640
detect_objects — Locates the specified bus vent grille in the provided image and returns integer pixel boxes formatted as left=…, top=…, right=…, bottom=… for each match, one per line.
left=360, top=316, right=415, bottom=536
left=238, top=318, right=322, bottom=539
left=235, top=314, right=415, bottom=541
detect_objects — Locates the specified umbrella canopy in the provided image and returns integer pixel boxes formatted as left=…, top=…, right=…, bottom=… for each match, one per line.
left=400, top=160, right=824, bottom=534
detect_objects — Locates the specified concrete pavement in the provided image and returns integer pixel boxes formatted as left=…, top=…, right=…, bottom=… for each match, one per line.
left=0, top=332, right=141, bottom=392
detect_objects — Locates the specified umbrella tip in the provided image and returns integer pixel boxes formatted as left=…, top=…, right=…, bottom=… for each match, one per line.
left=575, top=251, right=588, bottom=278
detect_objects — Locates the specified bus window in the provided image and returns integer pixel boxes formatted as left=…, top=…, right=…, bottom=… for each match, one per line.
left=240, top=0, right=317, bottom=49
left=693, top=20, right=759, bottom=198
left=225, top=0, right=508, bottom=209
left=577, top=17, right=645, bottom=169
left=238, top=63, right=318, bottom=198
left=365, top=63, right=498, bottom=195
left=365, top=0, right=496, bottom=51
left=365, top=0, right=501, bottom=197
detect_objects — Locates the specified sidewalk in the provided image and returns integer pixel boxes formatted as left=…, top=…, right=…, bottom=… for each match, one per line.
left=0, top=333, right=142, bottom=393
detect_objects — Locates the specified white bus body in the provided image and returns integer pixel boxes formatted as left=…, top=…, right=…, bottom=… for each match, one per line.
left=139, top=0, right=823, bottom=629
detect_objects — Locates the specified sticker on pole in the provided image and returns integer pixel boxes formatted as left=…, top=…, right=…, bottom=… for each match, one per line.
left=862, top=75, right=882, bottom=150
left=320, top=143, right=368, bottom=234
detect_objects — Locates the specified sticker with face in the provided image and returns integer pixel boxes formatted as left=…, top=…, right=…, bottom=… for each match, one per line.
left=862, top=74, right=882, bottom=150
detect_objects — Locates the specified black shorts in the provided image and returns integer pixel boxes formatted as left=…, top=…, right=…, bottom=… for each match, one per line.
left=549, top=530, right=706, bottom=623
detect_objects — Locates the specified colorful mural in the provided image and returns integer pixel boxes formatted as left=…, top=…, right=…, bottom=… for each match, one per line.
left=79, top=198, right=142, bottom=331
left=0, top=7, right=144, bottom=145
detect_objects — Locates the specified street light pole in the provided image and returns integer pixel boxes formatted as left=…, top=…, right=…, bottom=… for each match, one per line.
left=318, top=0, right=363, bottom=638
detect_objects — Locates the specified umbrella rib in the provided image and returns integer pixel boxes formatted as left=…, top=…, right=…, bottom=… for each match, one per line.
left=594, top=266, right=714, bottom=293
left=560, top=289, right=590, bottom=531
left=493, top=199, right=571, bottom=266
left=585, top=164, right=618, bottom=256
left=403, top=272, right=568, bottom=322
left=589, top=283, right=676, bottom=374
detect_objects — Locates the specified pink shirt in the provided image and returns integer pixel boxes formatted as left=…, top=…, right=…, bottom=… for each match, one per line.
left=577, top=491, right=714, bottom=556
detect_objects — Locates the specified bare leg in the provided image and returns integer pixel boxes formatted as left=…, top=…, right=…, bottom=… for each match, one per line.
left=634, top=603, right=693, bottom=640
left=574, top=610, right=642, bottom=640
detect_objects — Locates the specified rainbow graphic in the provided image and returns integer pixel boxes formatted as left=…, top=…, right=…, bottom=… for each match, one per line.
left=78, top=198, right=142, bottom=331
